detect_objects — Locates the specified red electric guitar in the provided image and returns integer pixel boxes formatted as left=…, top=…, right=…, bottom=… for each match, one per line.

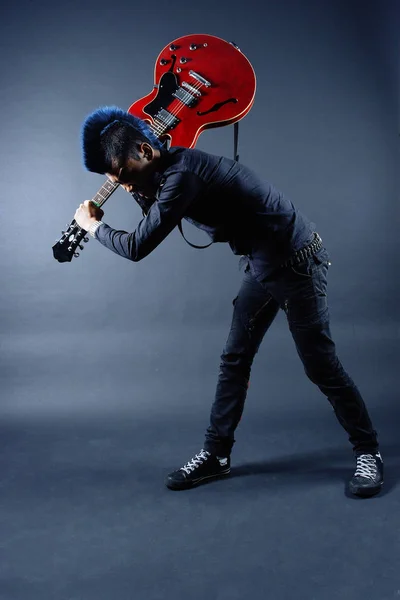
left=52, top=34, right=256, bottom=263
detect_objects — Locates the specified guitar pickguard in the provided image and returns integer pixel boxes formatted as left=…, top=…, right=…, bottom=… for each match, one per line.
left=143, top=72, right=179, bottom=119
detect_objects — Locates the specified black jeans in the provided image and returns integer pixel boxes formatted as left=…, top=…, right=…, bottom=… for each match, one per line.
left=203, top=246, right=379, bottom=457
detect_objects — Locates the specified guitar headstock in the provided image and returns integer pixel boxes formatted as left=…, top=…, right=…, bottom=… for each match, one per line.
left=52, top=219, right=89, bottom=263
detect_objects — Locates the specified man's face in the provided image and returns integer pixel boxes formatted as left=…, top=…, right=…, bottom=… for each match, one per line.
left=106, top=143, right=158, bottom=198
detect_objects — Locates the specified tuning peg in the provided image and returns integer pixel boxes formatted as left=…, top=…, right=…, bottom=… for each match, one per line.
left=83, top=237, right=89, bottom=243
left=78, top=244, right=84, bottom=250
left=74, top=252, right=80, bottom=257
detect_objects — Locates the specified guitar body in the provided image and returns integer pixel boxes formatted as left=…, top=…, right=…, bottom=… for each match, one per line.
left=128, top=34, right=256, bottom=148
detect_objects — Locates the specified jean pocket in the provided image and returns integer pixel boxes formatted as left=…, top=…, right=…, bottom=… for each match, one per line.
left=311, top=247, right=331, bottom=268
left=289, top=258, right=314, bottom=279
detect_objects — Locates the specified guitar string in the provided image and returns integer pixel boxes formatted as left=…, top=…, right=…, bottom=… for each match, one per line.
left=90, top=78, right=205, bottom=211
left=169, top=79, right=204, bottom=115
left=153, top=79, right=203, bottom=125
left=152, top=79, right=203, bottom=125
left=150, top=79, right=204, bottom=135
left=153, top=84, right=203, bottom=135
left=94, top=81, right=202, bottom=207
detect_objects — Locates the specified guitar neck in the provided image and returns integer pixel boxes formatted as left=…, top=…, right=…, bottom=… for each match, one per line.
left=91, top=178, right=119, bottom=208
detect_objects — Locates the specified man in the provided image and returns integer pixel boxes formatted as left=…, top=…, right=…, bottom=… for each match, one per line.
left=75, top=105, right=383, bottom=498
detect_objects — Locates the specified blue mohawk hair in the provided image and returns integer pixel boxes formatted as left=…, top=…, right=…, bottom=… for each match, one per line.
left=81, top=105, right=162, bottom=173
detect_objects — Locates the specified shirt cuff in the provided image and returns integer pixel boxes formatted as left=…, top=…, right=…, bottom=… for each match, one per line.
left=88, top=220, right=104, bottom=238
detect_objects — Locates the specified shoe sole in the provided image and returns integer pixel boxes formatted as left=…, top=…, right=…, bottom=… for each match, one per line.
left=165, top=467, right=231, bottom=491
left=349, top=480, right=384, bottom=497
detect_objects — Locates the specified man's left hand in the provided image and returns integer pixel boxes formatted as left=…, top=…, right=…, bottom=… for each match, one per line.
left=74, top=200, right=104, bottom=231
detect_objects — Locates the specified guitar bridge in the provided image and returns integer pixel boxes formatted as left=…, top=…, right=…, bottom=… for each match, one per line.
left=189, top=70, right=211, bottom=87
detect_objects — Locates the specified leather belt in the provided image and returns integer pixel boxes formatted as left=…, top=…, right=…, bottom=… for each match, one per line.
left=280, top=232, right=323, bottom=268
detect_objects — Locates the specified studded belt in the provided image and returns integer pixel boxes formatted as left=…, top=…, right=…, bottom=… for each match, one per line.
left=280, top=232, right=323, bottom=268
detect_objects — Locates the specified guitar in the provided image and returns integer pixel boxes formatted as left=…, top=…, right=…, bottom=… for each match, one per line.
left=52, top=33, right=256, bottom=263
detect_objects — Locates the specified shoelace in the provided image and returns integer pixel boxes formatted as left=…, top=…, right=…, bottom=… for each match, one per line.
left=354, top=454, right=378, bottom=479
left=180, top=449, right=210, bottom=474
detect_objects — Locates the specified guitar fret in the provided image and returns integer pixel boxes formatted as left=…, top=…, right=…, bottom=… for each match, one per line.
left=91, top=181, right=118, bottom=207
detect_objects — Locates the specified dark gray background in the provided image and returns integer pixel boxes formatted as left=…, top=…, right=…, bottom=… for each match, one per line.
left=1, top=1, right=399, bottom=599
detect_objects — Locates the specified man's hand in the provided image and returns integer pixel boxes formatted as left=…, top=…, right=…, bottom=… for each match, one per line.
left=74, top=200, right=104, bottom=230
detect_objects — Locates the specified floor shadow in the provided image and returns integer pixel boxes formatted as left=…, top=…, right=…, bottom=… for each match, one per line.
left=229, top=443, right=399, bottom=498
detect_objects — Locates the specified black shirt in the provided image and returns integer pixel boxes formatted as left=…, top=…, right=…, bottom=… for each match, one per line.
left=94, top=146, right=316, bottom=282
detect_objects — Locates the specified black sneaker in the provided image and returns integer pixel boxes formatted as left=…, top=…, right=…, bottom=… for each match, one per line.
left=349, top=451, right=384, bottom=497
left=165, top=449, right=231, bottom=490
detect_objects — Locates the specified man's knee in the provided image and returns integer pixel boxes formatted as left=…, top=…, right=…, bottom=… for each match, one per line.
left=219, top=348, right=252, bottom=379
left=302, top=355, right=353, bottom=388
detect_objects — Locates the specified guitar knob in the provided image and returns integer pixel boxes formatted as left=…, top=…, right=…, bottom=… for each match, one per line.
left=83, top=237, right=89, bottom=243
left=189, top=44, right=197, bottom=50
left=180, top=57, right=188, bottom=64
left=74, top=252, right=80, bottom=258
left=169, top=44, right=177, bottom=51
left=160, top=58, right=168, bottom=65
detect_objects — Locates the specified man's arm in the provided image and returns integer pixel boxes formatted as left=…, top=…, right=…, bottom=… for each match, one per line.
left=91, top=171, right=204, bottom=262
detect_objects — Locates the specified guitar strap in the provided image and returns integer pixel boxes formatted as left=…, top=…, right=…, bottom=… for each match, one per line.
left=177, top=121, right=240, bottom=250
left=233, top=121, right=239, bottom=162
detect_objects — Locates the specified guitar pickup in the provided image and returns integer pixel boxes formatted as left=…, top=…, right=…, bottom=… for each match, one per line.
left=172, top=87, right=198, bottom=106
left=155, top=108, right=180, bottom=129
left=182, top=81, right=202, bottom=96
